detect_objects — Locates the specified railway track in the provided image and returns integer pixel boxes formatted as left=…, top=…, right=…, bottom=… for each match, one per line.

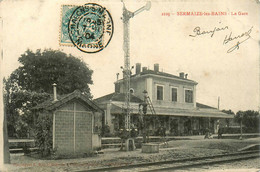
left=81, top=150, right=259, bottom=172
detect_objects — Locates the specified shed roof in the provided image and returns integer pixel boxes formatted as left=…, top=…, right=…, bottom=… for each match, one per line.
left=32, top=90, right=103, bottom=112
left=94, top=92, right=143, bottom=104
left=196, top=103, right=216, bottom=109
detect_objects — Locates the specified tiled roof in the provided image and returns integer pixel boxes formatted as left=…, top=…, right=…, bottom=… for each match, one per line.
left=94, top=92, right=143, bottom=104
left=196, top=102, right=216, bottom=109
left=32, top=90, right=103, bottom=112
left=94, top=92, right=233, bottom=118
left=109, top=103, right=234, bottom=119
left=123, top=69, right=197, bottom=84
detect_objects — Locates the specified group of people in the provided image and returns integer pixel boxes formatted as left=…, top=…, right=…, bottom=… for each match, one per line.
left=204, top=128, right=213, bottom=139
left=204, top=128, right=223, bottom=139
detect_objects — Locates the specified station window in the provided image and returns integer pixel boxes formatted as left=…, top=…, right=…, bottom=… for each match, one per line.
left=185, top=89, right=193, bottom=103
left=157, top=85, right=163, bottom=100
left=171, top=88, right=177, bottom=102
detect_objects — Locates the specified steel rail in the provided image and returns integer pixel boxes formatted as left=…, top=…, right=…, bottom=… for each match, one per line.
left=141, top=152, right=259, bottom=171
left=78, top=150, right=259, bottom=172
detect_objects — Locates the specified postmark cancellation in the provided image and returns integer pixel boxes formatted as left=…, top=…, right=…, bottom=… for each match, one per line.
left=60, top=3, right=114, bottom=53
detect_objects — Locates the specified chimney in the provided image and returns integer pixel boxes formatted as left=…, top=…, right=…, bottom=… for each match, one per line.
left=116, top=73, right=119, bottom=81
left=185, top=73, right=188, bottom=79
left=136, top=63, right=141, bottom=74
left=115, top=83, right=120, bottom=93
left=53, top=83, right=57, bottom=101
left=179, top=72, right=184, bottom=78
left=154, top=63, right=159, bottom=72
left=218, top=96, right=220, bottom=110
left=142, top=67, right=147, bottom=72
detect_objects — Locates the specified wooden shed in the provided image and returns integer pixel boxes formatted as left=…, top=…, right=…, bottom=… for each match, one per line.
left=33, top=90, right=103, bottom=155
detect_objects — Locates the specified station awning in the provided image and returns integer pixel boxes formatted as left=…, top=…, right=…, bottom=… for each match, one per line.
left=110, top=102, right=234, bottom=119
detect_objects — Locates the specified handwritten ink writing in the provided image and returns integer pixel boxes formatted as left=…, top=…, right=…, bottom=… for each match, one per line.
left=223, top=26, right=253, bottom=53
left=223, top=26, right=253, bottom=45
left=226, top=37, right=250, bottom=53
left=189, top=24, right=253, bottom=54
left=189, top=26, right=229, bottom=37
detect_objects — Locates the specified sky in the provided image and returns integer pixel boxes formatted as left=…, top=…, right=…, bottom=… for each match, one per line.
left=0, top=0, right=259, bottom=113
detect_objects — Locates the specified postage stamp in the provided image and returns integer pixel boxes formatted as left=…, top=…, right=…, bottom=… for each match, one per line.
left=60, top=5, right=77, bottom=47
left=60, top=3, right=114, bottom=53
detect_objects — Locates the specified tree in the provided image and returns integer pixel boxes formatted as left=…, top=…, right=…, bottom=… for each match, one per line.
left=235, top=111, right=244, bottom=139
left=4, top=89, right=50, bottom=138
left=234, top=110, right=260, bottom=131
left=222, top=109, right=235, bottom=127
left=7, top=49, right=93, bottom=95
left=34, top=113, right=53, bottom=157
left=234, top=110, right=260, bottom=139
left=4, top=49, right=93, bottom=138
left=241, top=110, right=259, bottom=132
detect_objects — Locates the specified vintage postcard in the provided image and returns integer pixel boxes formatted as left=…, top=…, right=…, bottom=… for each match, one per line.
left=0, top=0, right=259, bottom=171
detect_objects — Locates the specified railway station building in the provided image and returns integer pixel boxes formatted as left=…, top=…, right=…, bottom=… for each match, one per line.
left=95, top=63, right=234, bottom=136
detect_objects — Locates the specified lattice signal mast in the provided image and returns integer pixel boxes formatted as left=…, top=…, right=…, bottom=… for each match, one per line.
left=122, top=1, right=151, bottom=130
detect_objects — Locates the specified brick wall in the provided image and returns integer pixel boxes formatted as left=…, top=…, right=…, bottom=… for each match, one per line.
left=55, top=111, right=74, bottom=154
left=75, top=112, right=92, bottom=153
left=54, top=105, right=93, bottom=155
